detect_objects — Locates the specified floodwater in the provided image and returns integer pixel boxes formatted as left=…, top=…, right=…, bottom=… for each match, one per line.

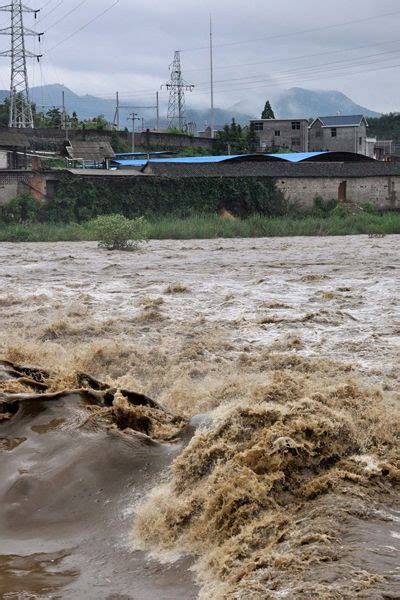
left=0, top=237, right=399, bottom=599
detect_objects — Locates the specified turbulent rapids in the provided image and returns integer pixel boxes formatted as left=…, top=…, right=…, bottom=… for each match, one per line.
left=0, top=237, right=399, bottom=599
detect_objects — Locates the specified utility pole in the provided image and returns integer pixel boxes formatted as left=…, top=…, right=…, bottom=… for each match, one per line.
left=163, top=50, right=194, bottom=132
left=209, top=15, right=215, bottom=139
left=113, top=91, right=120, bottom=130
left=127, top=112, right=140, bottom=152
left=0, top=0, right=43, bottom=128
left=121, top=99, right=158, bottom=131
left=61, top=90, right=68, bottom=140
left=156, top=91, right=160, bottom=132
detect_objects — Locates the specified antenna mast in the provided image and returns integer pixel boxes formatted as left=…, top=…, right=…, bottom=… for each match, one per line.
left=163, top=50, right=194, bottom=131
left=210, top=15, right=215, bottom=138
left=0, top=0, right=43, bottom=128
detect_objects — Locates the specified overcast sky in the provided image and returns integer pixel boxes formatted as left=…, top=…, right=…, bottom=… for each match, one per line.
left=0, top=0, right=399, bottom=114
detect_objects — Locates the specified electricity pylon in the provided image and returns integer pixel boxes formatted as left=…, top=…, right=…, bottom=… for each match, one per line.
left=0, top=1, right=43, bottom=128
left=163, top=50, right=194, bottom=131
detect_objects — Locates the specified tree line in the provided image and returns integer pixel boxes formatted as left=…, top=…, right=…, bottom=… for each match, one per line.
left=0, top=97, right=110, bottom=131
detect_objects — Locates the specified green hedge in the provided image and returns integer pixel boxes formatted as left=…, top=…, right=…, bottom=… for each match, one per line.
left=38, top=175, right=287, bottom=223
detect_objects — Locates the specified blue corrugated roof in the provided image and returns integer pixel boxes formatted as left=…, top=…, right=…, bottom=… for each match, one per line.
left=111, top=155, right=244, bottom=166
left=151, top=155, right=243, bottom=163
left=268, top=152, right=329, bottom=162
left=112, top=159, right=148, bottom=166
left=111, top=151, right=353, bottom=168
left=317, top=115, right=365, bottom=127
left=112, top=153, right=317, bottom=166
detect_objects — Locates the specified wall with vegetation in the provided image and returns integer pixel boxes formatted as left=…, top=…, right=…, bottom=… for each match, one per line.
left=38, top=175, right=287, bottom=222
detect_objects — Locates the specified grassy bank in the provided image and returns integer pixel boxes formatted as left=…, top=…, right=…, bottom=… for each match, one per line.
left=0, top=212, right=399, bottom=242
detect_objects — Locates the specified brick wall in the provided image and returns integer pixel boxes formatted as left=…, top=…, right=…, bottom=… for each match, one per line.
left=0, top=171, right=49, bottom=206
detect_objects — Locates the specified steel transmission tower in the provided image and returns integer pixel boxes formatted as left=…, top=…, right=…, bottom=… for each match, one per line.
left=0, top=1, right=42, bottom=128
left=163, top=51, right=194, bottom=131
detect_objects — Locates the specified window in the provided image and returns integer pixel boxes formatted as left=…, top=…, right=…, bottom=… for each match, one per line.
left=254, top=122, right=263, bottom=131
left=291, top=137, right=301, bottom=146
left=291, top=121, right=301, bottom=130
left=274, top=130, right=280, bottom=137
left=359, top=137, right=362, bottom=146
left=315, top=131, right=322, bottom=138
left=331, top=128, right=337, bottom=137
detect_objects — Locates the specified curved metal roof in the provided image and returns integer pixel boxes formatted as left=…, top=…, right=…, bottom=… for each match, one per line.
left=111, top=151, right=374, bottom=168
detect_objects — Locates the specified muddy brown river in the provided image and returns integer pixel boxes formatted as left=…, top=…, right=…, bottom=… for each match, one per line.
left=0, top=237, right=399, bottom=599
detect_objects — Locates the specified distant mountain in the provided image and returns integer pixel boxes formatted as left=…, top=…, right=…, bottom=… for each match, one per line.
left=0, top=84, right=381, bottom=129
left=272, top=87, right=381, bottom=119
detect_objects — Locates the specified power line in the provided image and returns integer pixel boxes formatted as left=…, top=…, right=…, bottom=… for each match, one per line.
left=191, top=57, right=400, bottom=98
left=40, top=0, right=59, bottom=10
left=194, top=45, right=400, bottom=88
left=45, top=0, right=88, bottom=32
left=44, top=0, right=121, bottom=55
left=181, top=9, right=400, bottom=53
left=38, top=0, right=63, bottom=21
left=184, top=36, right=400, bottom=75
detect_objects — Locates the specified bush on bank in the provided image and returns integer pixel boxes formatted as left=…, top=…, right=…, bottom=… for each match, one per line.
left=92, top=214, right=147, bottom=250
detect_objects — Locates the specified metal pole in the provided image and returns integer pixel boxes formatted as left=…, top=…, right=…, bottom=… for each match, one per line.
left=62, top=90, right=68, bottom=140
left=156, top=91, right=160, bottom=132
left=210, top=14, right=215, bottom=139
left=129, top=112, right=139, bottom=152
left=114, top=91, right=120, bottom=129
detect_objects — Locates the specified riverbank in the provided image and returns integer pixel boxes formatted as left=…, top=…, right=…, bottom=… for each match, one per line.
left=0, top=212, right=399, bottom=242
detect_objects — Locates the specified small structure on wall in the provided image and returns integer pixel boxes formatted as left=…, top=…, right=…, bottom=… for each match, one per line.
left=63, top=140, right=115, bottom=168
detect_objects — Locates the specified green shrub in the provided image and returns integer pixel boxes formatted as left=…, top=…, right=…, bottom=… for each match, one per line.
left=2, top=193, right=38, bottom=224
left=5, top=224, right=31, bottom=242
left=312, top=196, right=337, bottom=217
left=362, top=202, right=379, bottom=215
left=92, top=214, right=147, bottom=250
left=331, top=203, right=348, bottom=218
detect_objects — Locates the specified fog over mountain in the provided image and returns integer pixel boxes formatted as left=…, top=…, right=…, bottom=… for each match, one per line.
left=0, top=84, right=381, bottom=129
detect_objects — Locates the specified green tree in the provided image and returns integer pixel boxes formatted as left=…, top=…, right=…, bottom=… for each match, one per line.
left=70, top=111, right=79, bottom=129
left=0, top=98, right=9, bottom=126
left=213, top=118, right=247, bottom=155
left=45, top=107, right=62, bottom=128
left=261, top=100, right=275, bottom=119
left=246, top=121, right=258, bottom=152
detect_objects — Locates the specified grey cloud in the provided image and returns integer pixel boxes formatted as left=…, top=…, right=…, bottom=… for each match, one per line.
left=0, top=0, right=399, bottom=113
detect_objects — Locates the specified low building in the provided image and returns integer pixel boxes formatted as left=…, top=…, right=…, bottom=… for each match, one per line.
left=2, top=152, right=400, bottom=213
left=249, top=118, right=309, bottom=152
left=63, top=140, right=115, bottom=168
left=309, top=115, right=369, bottom=155
left=0, top=130, right=30, bottom=169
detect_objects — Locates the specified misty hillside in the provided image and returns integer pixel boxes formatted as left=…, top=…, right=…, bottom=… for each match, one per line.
left=273, top=87, right=381, bottom=119
left=0, top=84, right=381, bottom=128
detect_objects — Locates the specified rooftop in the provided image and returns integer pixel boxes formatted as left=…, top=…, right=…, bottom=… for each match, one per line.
left=64, top=140, right=115, bottom=162
left=314, top=115, right=367, bottom=127
left=111, top=151, right=374, bottom=169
